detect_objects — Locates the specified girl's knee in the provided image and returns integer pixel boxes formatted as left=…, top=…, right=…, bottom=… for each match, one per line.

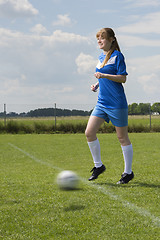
left=85, top=128, right=89, bottom=138
left=117, top=135, right=131, bottom=146
left=85, top=128, right=96, bottom=142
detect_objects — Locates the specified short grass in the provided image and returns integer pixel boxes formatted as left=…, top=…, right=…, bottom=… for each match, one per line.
left=0, top=133, right=160, bottom=239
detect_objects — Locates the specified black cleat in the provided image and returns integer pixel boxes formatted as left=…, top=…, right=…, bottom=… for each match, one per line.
left=88, top=164, right=106, bottom=181
left=117, top=171, right=134, bottom=184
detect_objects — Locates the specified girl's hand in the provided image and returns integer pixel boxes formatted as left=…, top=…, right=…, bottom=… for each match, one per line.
left=94, top=72, right=103, bottom=79
left=91, top=83, right=99, bottom=92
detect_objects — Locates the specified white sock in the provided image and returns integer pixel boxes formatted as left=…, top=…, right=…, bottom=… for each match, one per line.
left=87, top=138, right=102, bottom=168
left=121, top=144, right=133, bottom=174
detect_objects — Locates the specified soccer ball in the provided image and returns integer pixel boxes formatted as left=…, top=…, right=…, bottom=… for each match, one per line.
left=57, top=170, right=79, bottom=190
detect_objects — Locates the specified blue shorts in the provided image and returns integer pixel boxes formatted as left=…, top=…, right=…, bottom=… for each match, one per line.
left=91, top=105, right=128, bottom=127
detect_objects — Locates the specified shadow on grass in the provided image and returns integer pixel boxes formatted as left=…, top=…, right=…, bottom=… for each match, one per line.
left=95, top=182, right=160, bottom=189
left=94, top=182, right=135, bottom=188
left=133, top=181, right=160, bottom=188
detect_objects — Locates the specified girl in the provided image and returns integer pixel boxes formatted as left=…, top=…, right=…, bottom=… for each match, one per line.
left=85, top=28, right=134, bottom=184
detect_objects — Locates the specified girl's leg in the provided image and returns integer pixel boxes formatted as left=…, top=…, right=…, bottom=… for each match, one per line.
left=115, top=126, right=134, bottom=184
left=85, top=116, right=106, bottom=180
left=115, top=126, right=131, bottom=146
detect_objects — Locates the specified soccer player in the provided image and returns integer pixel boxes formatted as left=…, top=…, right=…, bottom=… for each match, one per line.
left=85, top=28, right=134, bottom=184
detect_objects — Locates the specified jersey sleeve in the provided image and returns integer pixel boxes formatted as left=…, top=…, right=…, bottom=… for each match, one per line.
left=116, top=52, right=128, bottom=75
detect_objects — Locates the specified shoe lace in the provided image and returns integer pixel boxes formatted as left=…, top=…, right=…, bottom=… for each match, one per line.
left=120, top=173, right=128, bottom=181
left=90, top=167, right=96, bottom=173
left=121, top=173, right=127, bottom=177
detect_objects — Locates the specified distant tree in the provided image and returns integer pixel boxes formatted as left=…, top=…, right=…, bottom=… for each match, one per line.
left=128, top=103, right=139, bottom=115
left=26, top=108, right=90, bottom=117
left=27, top=108, right=54, bottom=117
left=7, top=112, right=19, bottom=117
left=0, top=112, right=4, bottom=117
left=128, top=103, right=151, bottom=115
left=71, top=109, right=90, bottom=116
left=151, top=102, right=160, bottom=114
left=138, top=103, right=150, bottom=115
left=19, top=112, right=27, bottom=117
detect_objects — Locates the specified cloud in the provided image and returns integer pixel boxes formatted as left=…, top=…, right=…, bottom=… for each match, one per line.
left=126, top=55, right=160, bottom=101
left=137, top=73, right=159, bottom=94
left=51, top=30, right=90, bottom=42
left=127, top=55, right=160, bottom=78
left=52, top=14, right=74, bottom=27
left=118, top=34, right=160, bottom=48
left=75, top=53, right=97, bottom=74
left=42, top=30, right=92, bottom=49
left=0, top=27, right=91, bottom=52
left=53, top=87, right=73, bottom=94
left=0, top=75, right=73, bottom=103
left=30, top=24, right=49, bottom=35
left=0, top=27, right=94, bottom=104
left=118, top=12, right=160, bottom=34
left=0, top=0, right=38, bottom=18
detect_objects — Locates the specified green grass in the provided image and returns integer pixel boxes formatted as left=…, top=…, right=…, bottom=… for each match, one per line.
left=0, top=116, right=89, bottom=126
left=128, top=115, right=160, bottom=127
left=0, top=133, right=160, bottom=239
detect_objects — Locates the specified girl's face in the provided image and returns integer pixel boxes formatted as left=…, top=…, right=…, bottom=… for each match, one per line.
left=97, top=35, right=112, bottom=53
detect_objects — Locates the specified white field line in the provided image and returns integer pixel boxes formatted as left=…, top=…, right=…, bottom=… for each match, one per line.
left=8, top=143, right=160, bottom=227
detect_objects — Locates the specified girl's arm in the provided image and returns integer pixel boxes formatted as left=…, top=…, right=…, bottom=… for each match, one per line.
left=94, top=72, right=126, bottom=83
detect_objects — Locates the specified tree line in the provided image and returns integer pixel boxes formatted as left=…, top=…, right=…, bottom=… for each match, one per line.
left=0, top=108, right=92, bottom=118
left=128, top=102, right=160, bottom=115
left=0, top=103, right=160, bottom=118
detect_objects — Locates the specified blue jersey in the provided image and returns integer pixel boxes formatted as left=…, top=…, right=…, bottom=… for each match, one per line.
left=96, top=50, right=128, bottom=109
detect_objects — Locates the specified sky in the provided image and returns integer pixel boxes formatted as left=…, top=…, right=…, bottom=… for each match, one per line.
left=0, top=0, right=160, bottom=113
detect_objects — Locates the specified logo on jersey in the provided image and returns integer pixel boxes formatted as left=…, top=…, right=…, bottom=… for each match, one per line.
left=96, top=55, right=117, bottom=69
left=106, top=56, right=117, bottom=65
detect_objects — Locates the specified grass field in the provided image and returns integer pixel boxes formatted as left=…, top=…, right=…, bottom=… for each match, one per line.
left=0, top=133, right=160, bottom=239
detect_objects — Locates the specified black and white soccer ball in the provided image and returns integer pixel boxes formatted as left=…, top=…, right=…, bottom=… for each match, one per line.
left=57, top=170, right=79, bottom=190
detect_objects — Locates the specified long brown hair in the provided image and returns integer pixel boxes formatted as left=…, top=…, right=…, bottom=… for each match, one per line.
left=96, top=28, right=120, bottom=68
